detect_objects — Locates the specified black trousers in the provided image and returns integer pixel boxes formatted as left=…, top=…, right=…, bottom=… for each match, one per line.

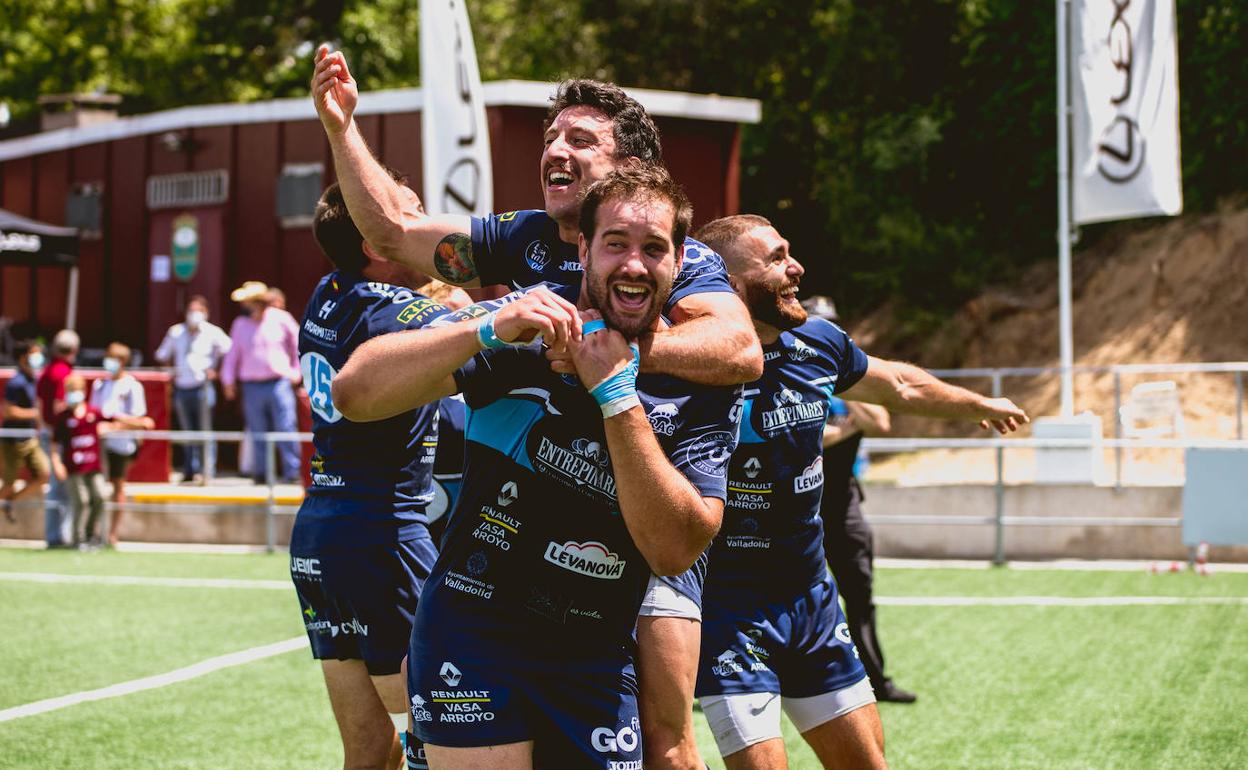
left=823, top=479, right=891, bottom=688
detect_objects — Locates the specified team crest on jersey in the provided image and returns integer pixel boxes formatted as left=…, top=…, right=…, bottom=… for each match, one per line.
left=679, top=240, right=722, bottom=278
left=788, top=338, right=817, bottom=362
left=411, top=694, right=433, bottom=722
left=685, top=431, right=736, bottom=476
left=646, top=402, right=679, bottom=436
left=525, top=240, right=551, bottom=272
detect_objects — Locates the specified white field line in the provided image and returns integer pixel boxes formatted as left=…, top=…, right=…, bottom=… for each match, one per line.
left=876, top=595, right=1248, bottom=606
left=0, top=636, right=308, bottom=723
left=0, top=572, right=290, bottom=590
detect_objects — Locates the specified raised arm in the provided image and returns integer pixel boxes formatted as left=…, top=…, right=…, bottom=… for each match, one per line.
left=334, top=287, right=582, bottom=422
left=840, top=356, right=1028, bottom=433
left=570, top=320, right=723, bottom=575
left=312, top=45, right=478, bottom=285
left=637, top=291, right=763, bottom=385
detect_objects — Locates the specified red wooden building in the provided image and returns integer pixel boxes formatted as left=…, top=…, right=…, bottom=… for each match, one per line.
left=0, top=82, right=760, bottom=357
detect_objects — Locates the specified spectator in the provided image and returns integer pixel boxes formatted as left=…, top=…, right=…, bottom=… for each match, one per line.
left=1, top=340, right=51, bottom=525
left=155, top=295, right=231, bottom=483
left=266, top=287, right=287, bottom=311
left=51, top=374, right=108, bottom=548
left=90, top=342, right=149, bottom=545
left=220, top=281, right=302, bottom=483
left=36, top=329, right=78, bottom=547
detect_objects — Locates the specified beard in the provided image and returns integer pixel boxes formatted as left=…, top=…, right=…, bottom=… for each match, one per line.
left=744, top=279, right=806, bottom=331
left=585, top=250, right=673, bottom=339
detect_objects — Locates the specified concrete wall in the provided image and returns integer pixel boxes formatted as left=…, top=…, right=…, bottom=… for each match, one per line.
left=865, top=483, right=1248, bottom=562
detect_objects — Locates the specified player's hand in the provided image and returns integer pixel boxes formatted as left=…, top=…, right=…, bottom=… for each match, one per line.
left=223, top=384, right=237, bottom=401
left=492, top=287, right=582, bottom=349
left=312, top=44, right=358, bottom=136
left=567, top=310, right=637, bottom=391
left=140, top=417, right=156, bottom=431
left=977, top=397, right=1029, bottom=434
left=545, top=345, right=575, bottom=376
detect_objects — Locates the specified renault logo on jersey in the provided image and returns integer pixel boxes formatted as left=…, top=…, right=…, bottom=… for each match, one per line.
left=794, top=456, right=825, bottom=493
left=497, top=481, right=518, bottom=507
left=545, top=541, right=627, bottom=580
left=439, top=661, right=462, bottom=687
left=743, top=457, right=762, bottom=479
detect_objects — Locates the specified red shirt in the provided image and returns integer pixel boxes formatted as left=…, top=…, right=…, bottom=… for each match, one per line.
left=54, top=405, right=104, bottom=475
left=37, top=358, right=74, bottom=424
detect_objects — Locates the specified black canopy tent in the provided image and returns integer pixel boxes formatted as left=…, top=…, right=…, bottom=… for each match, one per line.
left=0, top=208, right=81, bottom=330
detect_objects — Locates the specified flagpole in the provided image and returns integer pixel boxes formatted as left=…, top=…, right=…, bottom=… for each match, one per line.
left=1056, top=0, right=1075, bottom=417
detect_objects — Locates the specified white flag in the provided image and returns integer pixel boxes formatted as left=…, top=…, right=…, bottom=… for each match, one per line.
left=420, top=0, right=493, bottom=215
left=1071, top=0, right=1182, bottom=225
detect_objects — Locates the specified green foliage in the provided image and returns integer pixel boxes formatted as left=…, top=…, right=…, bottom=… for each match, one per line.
left=1, top=0, right=1244, bottom=320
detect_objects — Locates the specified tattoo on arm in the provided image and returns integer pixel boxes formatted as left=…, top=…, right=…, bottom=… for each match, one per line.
left=434, top=234, right=478, bottom=284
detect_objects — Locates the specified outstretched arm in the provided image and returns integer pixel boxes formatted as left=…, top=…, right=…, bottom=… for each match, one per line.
left=637, top=292, right=764, bottom=386
left=312, top=45, right=478, bottom=285
left=570, top=318, right=722, bottom=575
left=841, top=356, right=1028, bottom=433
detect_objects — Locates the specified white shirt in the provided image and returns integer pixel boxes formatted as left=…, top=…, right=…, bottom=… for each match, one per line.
left=155, top=321, right=232, bottom=389
left=90, top=375, right=147, bottom=456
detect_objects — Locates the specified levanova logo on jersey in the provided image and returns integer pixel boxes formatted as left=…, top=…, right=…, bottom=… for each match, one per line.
left=647, top=402, right=679, bottom=436
left=545, top=541, right=627, bottom=579
left=532, top=434, right=618, bottom=501
left=760, top=387, right=825, bottom=433
left=794, top=456, right=825, bottom=493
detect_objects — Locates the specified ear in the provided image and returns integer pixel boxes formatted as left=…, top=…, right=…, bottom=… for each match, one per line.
left=361, top=241, right=380, bottom=262
left=727, top=273, right=743, bottom=295
left=673, top=242, right=685, bottom=275
left=578, top=233, right=589, bottom=267
left=621, top=156, right=643, bottom=169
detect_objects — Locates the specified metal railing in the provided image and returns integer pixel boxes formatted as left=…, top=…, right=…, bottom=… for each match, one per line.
left=4, top=427, right=1244, bottom=561
left=0, top=426, right=311, bottom=553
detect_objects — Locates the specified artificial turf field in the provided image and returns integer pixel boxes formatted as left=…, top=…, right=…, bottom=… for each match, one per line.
left=1, top=547, right=1245, bottom=769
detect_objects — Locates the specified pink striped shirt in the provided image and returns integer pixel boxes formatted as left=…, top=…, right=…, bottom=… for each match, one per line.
left=220, top=308, right=300, bottom=386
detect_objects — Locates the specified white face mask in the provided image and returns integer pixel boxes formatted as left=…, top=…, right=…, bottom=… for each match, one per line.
left=26, top=352, right=46, bottom=371
left=66, top=391, right=86, bottom=407
left=103, top=357, right=121, bottom=375
left=187, top=310, right=207, bottom=327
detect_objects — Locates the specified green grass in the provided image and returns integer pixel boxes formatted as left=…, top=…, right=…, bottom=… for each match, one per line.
left=1, top=549, right=1245, bottom=769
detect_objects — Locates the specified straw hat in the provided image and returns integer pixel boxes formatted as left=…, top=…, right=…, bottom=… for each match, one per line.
left=230, top=280, right=270, bottom=303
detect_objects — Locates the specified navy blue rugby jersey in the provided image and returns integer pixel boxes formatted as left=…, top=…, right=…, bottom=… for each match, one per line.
left=427, top=395, right=467, bottom=544
left=703, top=318, right=869, bottom=606
left=293, top=272, right=454, bottom=549
left=471, top=209, right=733, bottom=310
left=421, top=283, right=740, bottom=650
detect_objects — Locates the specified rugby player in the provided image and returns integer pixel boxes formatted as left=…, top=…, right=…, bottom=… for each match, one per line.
left=693, top=214, right=1027, bottom=769
left=332, top=166, right=738, bottom=770
left=291, top=178, right=462, bottom=770
left=313, top=47, right=760, bottom=769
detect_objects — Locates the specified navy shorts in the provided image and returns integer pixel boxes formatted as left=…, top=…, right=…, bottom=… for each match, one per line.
left=290, top=536, right=437, bottom=676
left=408, top=614, right=643, bottom=769
left=696, top=575, right=866, bottom=699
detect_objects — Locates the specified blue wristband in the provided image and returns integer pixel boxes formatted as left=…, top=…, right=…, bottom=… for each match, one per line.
left=476, top=312, right=509, bottom=349
left=582, top=319, right=607, bottom=336
left=589, top=343, right=641, bottom=418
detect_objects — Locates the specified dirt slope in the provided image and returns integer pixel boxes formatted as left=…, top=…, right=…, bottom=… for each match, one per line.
left=852, top=200, right=1248, bottom=438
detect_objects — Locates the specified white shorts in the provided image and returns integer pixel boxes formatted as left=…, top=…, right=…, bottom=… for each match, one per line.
left=699, top=676, right=876, bottom=757
left=637, top=574, right=702, bottom=621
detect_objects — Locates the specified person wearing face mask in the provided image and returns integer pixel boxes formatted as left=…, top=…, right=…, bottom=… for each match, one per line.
left=155, top=296, right=231, bottom=483
left=51, top=375, right=112, bottom=548
left=1, top=340, right=52, bottom=525
left=90, top=342, right=150, bottom=545
left=220, top=281, right=302, bottom=483
left=36, top=329, right=79, bottom=547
